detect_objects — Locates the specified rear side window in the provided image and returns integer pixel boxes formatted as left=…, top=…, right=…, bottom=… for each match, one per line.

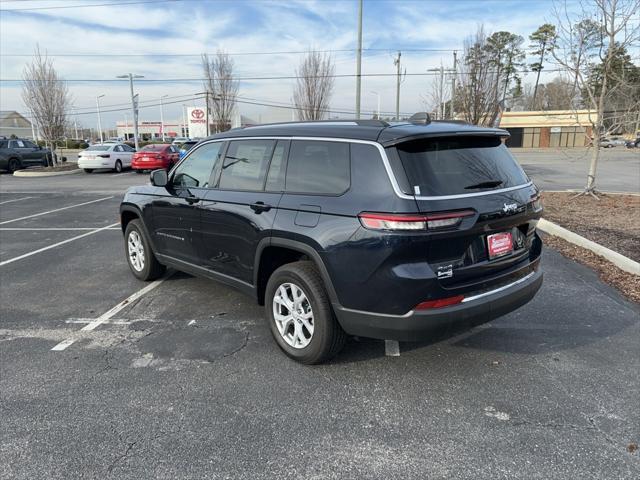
left=286, top=140, right=350, bottom=195
left=218, top=139, right=275, bottom=191
left=395, top=136, right=529, bottom=196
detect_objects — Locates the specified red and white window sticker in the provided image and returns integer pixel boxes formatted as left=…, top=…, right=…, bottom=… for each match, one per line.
left=487, top=232, right=513, bottom=259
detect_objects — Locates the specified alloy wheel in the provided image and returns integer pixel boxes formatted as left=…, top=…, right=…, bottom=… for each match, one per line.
left=272, top=282, right=314, bottom=349
left=127, top=230, right=145, bottom=272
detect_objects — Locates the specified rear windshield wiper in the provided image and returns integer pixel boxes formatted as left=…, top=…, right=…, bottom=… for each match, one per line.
left=464, top=180, right=503, bottom=190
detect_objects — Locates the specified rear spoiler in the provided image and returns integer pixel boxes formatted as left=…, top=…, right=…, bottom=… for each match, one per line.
left=380, top=129, right=510, bottom=148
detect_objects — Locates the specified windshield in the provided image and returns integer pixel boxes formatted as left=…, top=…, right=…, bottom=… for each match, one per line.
left=85, top=145, right=111, bottom=151
left=395, top=136, right=529, bottom=196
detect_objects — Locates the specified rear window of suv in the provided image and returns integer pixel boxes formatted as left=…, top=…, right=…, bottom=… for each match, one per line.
left=395, top=136, right=529, bottom=196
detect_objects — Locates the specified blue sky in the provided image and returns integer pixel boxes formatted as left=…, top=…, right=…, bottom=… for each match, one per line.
left=0, top=0, right=618, bottom=128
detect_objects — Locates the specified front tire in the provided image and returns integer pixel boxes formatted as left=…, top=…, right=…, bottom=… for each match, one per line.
left=124, top=219, right=165, bottom=281
left=265, top=261, right=346, bottom=364
left=8, top=158, right=21, bottom=173
left=114, top=160, right=123, bottom=173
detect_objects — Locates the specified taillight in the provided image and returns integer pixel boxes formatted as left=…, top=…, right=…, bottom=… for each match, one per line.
left=415, top=295, right=465, bottom=310
left=97, top=154, right=110, bottom=158
left=358, top=210, right=474, bottom=231
left=530, top=193, right=543, bottom=212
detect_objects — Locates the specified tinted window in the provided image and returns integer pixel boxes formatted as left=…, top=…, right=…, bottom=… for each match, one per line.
left=23, top=140, right=37, bottom=148
left=122, top=144, right=135, bottom=152
left=114, top=145, right=123, bottom=152
left=286, top=140, right=350, bottom=194
left=172, top=142, right=222, bottom=189
left=395, top=136, right=529, bottom=196
left=265, top=140, right=288, bottom=191
left=9, top=140, right=26, bottom=148
left=218, top=140, right=275, bottom=191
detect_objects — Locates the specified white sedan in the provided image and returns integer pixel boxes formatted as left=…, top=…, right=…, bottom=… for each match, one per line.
left=78, top=143, right=135, bottom=173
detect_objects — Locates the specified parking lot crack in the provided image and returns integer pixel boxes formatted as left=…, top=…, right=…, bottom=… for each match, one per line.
left=222, top=331, right=249, bottom=358
left=107, top=440, right=138, bottom=475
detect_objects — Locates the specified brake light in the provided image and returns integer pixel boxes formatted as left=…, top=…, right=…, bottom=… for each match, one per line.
left=415, top=295, right=465, bottom=309
left=530, top=193, right=543, bottom=212
left=358, top=210, right=474, bottom=231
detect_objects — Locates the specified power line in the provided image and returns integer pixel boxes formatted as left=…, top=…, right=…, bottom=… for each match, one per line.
left=0, top=0, right=189, bottom=12
left=0, top=48, right=458, bottom=57
left=6, top=67, right=624, bottom=83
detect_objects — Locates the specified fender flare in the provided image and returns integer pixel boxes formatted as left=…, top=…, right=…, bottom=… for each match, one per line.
left=254, top=237, right=340, bottom=305
left=119, top=203, right=159, bottom=253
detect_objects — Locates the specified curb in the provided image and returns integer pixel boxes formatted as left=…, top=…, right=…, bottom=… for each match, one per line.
left=538, top=218, right=640, bottom=276
left=542, top=189, right=640, bottom=197
left=13, top=168, right=82, bottom=178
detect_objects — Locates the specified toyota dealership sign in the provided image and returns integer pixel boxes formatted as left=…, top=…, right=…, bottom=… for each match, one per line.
left=187, top=107, right=208, bottom=138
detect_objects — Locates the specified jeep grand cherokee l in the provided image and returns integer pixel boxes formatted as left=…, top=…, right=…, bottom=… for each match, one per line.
left=120, top=118, right=543, bottom=364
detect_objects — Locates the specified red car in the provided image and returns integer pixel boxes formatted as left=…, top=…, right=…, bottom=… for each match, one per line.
left=131, top=144, right=180, bottom=173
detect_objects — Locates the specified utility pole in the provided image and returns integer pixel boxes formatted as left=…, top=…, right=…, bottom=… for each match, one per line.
left=116, top=73, right=144, bottom=150
left=394, top=51, right=401, bottom=120
left=96, top=94, right=105, bottom=143
left=29, top=108, right=36, bottom=140
left=439, top=64, right=445, bottom=119
left=355, top=0, right=363, bottom=119
left=451, top=51, right=457, bottom=120
left=182, top=104, right=188, bottom=138
left=205, top=91, right=210, bottom=136
left=160, top=95, right=168, bottom=142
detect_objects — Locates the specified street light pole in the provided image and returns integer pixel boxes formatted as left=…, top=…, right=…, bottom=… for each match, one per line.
left=160, top=95, right=168, bottom=141
left=182, top=104, right=188, bottom=138
left=116, top=73, right=144, bottom=150
left=370, top=91, right=380, bottom=119
left=96, top=94, right=105, bottom=143
left=355, top=0, right=363, bottom=119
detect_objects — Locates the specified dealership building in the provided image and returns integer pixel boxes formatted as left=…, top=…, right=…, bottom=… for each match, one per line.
left=499, top=110, right=595, bottom=148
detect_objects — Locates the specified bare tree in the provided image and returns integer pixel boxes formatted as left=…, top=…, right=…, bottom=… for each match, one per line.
left=21, top=46, right=70, bottom=166
left=293, top=51, right=335, bottom=120
left=553, top=0, right=640, bottom=196
left=202, top=51, right=239, bottom=132
left=457, top=26, right=499, bottom=126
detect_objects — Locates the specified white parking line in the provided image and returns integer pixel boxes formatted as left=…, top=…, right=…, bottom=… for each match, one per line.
left=51, top=272, right=173, bottom=351
left=0, top=227, right=121, bottom=231
left=385, top=340, right=400, bottom=357
left=0, top=196, right=113, bottom=225
left=0, top=222, right=119, bottom=266
left=0, top=196, right=35, bottom=205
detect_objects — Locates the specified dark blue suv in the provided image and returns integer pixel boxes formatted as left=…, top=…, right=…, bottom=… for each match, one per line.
left=120, top=118, right=543, bottom=364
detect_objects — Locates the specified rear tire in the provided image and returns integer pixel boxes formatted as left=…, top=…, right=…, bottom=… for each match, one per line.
left=114, top=160, right=123, bottom=173
left=84, top=168, right=94, bottom=173
left=8, top=158, right=21, bottom=173
left=124, top=219, right=165, bottom=281
left=265, top=261, right=346, bottom=364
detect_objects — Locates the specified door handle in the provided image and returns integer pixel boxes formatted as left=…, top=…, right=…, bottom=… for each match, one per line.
left=250, top=201, right=272, bottom=213
left=185, top=195, right=200, bottom=205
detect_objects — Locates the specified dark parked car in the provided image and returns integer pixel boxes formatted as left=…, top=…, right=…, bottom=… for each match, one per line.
left=625, top=138, right=640, bottom=148
left=0, top=138, right=51, bottom=172
left=120, top=118, right=543, bottom=364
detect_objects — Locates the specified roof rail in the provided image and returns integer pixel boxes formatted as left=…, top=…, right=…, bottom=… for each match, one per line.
left=244, top=119, right=390, bottom=128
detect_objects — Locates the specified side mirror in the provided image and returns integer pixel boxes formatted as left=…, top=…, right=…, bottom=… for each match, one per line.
left=150, top=169, right=168, bottom=187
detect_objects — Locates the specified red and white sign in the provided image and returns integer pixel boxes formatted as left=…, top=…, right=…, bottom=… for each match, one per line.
left=487, top=232, right=513, bottom=259
left=187, top=107, right=208, bottom=137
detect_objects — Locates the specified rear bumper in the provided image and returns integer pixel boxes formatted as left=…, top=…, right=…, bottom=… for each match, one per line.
left=333, top=268, right=543, bottom=341
left=78, top=158, right=114, bottom=168
left=131, top=159, right=169, bottom=170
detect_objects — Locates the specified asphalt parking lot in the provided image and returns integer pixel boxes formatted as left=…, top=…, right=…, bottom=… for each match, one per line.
left=1, top=170, right=639, bottom=479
